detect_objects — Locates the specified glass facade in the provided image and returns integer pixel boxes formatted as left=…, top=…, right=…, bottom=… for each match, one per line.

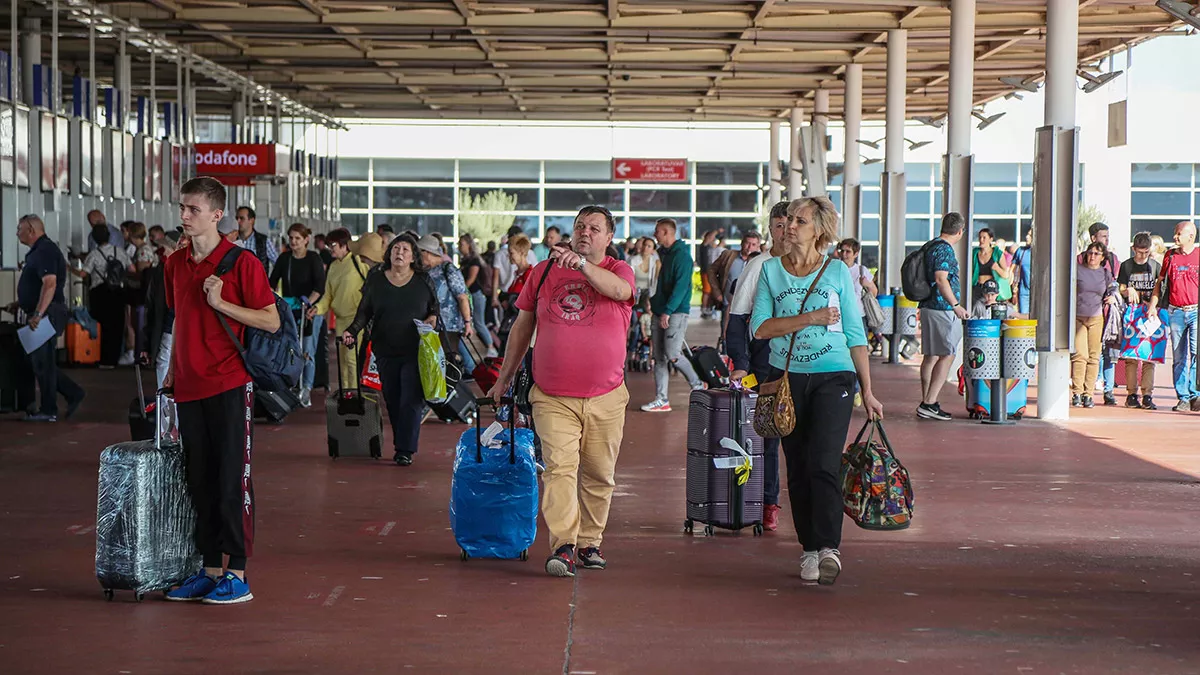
left=1130, top=163, right=1200, bottom=241
left=338, top=159, right=767, bottom=240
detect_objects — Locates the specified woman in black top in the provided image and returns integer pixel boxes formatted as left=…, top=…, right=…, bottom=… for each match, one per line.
left=270, top=223, right=327, bottom=408
left=343, top=234, right=438, bottom=466
left=457, top=233, right=496, bottom=356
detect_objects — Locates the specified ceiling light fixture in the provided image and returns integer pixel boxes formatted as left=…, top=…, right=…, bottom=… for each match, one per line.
left=914, top=116, right=945, bottom=129
left=971, top=109, right=1006, bottom=130
left=1155, top=0, right=1200, bottom=30
left=855, top=139, right=883, bottom=150
left=1077, top=69, right=1123, bottom=93
left=905, top=138, right=932, bottom=151
left=863, top=156, right=882, bottom=165
left=999, top=75, right=1041, bottom=93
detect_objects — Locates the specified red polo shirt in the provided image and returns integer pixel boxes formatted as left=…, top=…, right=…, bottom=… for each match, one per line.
left=165, top=237, right=276, bottom=403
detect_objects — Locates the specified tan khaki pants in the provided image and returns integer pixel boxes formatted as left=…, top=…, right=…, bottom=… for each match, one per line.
left=1124, top=359, right=1156, bottom=396
left=1071, top=315, right=1103, bottom=396
left=530, top=383, right=629, bottom=553
left=334, top=314, right=360, bottom=389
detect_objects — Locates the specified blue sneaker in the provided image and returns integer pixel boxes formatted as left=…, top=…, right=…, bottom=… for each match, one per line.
left=202, top=572, right=254, bottom=605
left=164, top=571, right=217, bottom=602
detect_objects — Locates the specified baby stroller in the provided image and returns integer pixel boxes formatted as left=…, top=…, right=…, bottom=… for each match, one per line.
left=627, top=304, right=652, bottom=373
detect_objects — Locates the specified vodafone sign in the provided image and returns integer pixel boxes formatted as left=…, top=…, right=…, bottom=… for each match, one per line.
left=194, top=143, right=283, bottom=177
left=612, top=158, right=689, bottom=183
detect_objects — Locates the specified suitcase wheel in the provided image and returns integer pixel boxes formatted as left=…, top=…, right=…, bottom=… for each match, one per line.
left=683, top=519, right=694, bottom=534
left=752, top=524, right=764, bottom=536
left=103, top=588, right=114, bottom=601
left=135, top=592, right=145, bottom=603
left=519, top=549, right=529, bottom=562
left=703, top=524, right=714, bottom=537
left=460, top=549, right=469, bottom=562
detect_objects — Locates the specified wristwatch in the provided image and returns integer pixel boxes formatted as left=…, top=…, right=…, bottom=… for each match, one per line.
left=576, top=258, right=587, bottom=271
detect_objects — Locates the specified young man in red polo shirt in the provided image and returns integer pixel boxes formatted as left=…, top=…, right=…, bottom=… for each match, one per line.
left=163, top=177, right=279, bottom=605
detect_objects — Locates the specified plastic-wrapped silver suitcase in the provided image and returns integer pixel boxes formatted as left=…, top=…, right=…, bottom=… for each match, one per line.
left=327, top=341, right=383, bottom=459
left=684, top=388, right=765, bottom=536
left=96, top=395, right=200, bottom=601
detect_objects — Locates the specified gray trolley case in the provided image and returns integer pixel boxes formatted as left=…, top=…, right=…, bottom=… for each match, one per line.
left=327, top=340, right=383, bottom=459
left=684, top=388, right=766, bottom=536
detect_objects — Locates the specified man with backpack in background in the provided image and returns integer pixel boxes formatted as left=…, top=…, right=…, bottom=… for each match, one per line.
left=163, top=177, right=280, bottom=605
left=912, top=212, right=970, bottom=421
left=73, top=224, right=135, bottom=369
left=233, top=206, right=277, bottom=271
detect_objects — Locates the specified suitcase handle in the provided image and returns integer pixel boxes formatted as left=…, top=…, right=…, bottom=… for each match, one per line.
left=473, top=397, right=517, bottom=464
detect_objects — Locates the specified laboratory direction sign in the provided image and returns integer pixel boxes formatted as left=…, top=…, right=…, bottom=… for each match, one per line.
left=611, top=158, right=689, bottom=183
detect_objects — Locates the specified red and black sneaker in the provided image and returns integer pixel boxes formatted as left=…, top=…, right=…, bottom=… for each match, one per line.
left=577, top=547, right=607, bottom=570
left=545, top=545, right=576, bottom=577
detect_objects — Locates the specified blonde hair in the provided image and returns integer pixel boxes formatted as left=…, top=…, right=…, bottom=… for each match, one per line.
left=509, top=233, right=532, bottom=258
left=787, top=196, right=841, bottom=251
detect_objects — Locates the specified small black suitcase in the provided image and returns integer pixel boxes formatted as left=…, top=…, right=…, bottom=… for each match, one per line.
left=313, top=328, right=330, bottom=391
left=0, top=322, right=30, bottom=414
left=327, top=341, right=382, bottom=458
left=255, top=388, right=300, bottom=423
left=428, top=362, right=477, bottom=425
left=684, top=340, right=730, bottom=389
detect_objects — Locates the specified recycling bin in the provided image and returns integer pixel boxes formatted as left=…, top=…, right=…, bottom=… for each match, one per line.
left=877, top=295, right=894, bottom=336
left=1001, top=319, right=1037, bottom=380
left=964, top=319, right=1002, bottom=380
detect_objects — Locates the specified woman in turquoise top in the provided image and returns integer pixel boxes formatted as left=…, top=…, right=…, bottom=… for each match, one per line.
left=751, top=196, right=883, bottom=587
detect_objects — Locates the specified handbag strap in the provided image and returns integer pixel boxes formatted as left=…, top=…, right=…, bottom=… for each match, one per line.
left=780, top=256, right=834, bottom=374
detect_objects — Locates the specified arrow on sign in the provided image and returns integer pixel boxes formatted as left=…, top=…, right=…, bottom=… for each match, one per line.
left=615, top=162, right=631, bottom=177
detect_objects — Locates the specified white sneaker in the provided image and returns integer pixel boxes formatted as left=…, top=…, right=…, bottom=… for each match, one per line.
left=640, top=399, right=672, bottom=413
left=117, top=351, right=135, bottom=366
left=485, top=347, right=499, bottom=359
left=818, top=548, right=842, bottom=586
left=299, top=388, right=312, bottom=408
left=800, top=551, right=819, bottom=581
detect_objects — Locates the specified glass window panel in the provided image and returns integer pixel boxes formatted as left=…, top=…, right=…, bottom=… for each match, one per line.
left=629, top=188, right=690, bottom=211
left=905, top=218, right=932, bottom=243
left=459, top=159, right=540, bottom=181
left=975, top=163, right=1019, bottom=187
left=1195, top=191, right=1200, bottom=216
left=860, top=244, right=879, bottom=269
left=545, top=215, right=578, bottom=234
left=694, top=217, right=758, bottom=241
left=339, top=185, right=368, bottom=209
left=382, top=214, right=454, bottom=237
left=973, top=190, right=1019, bottom=215
left=630, top=217, right=690, bottom=240
left=341, top=212, right=367, bottom=235
left=862, top=189, right=880, bottom=215
left=860, top=163, right=884, bottom=185
left=861, top=217, right=880, bottom=241
left=696, top=189, right=759, bottom=212
left=545, top=188, right=625, bottom=212
left=1019, top=190, right=1033, bottom=215
left=906, top=190, right=932, bottom=215
left=512, top=215, right=540, bottom=236
left=905, top=163, right=935, bottom=186
left=1019, top=163, right=1034, bottom=187
left=544, top=161, right=610, bottom=183
left=1131, top=163, right=1192, bottom=188
left=338, top=158, right=368, bottom=181
left=373, top=186, right=453, bottom=210
left=1019, top=219, right=1032, bottom=241
left=1131, top=191, right=1191, bottom=216
left=828, top=162, right=844, bottom=186
left=976, top=218, right=1018, bottom=242
left=1130, top=218, right=1182, bottom=242
left=465, top=187, right=539, bottom=210
left=696, top=162, right=759, bottom=186
left=373, top=158, right=454, bottom=181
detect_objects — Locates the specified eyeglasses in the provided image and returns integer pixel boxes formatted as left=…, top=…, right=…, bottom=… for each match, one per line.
left=1087, top=251, right=1103, bottom=256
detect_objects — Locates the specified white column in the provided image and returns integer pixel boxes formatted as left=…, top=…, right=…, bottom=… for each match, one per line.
left=1036, top=0, right=1079, bottom=421
left=149, top=48, right=156, bottom=138
left=768, top=120, right=782, bottom=206
left=806, top=89, right=829, bottom=197
left=946, top=0, right=976, bottom=307
left=843, top=64, right=862, bottom=239
left=788, top=107, right=803, bottom=198
left=880, top=29, right=907, bottom=290
left=19, top=18, right=39, bottom=105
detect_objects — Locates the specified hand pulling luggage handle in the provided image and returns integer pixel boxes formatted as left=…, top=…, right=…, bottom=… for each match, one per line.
left=473, top=396, right=517, bottom=465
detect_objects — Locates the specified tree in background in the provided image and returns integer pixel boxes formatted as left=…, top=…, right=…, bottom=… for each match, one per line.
left=457, top=189, right=518, bottom=247
left=1077, top=203, right=1108, bottom=251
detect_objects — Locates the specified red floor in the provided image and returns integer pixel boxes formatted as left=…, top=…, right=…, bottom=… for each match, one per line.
left=1, top=319, right=1199, bottom=674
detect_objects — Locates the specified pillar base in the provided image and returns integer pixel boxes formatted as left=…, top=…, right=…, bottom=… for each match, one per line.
left=1037, top=352, right=1071, bottom=420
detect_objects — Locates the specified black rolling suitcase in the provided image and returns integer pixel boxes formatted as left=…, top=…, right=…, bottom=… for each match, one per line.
left=0, top=321, right=29, bottom=413
left=428, top=362, right=477, bottom=425
left=327, top=342, right=382, bottom=459
left=684, top=388, right=765, bottom=536
left=683, top=340, right=730, bottom=389
left=313, top=328, right=330, bottom=391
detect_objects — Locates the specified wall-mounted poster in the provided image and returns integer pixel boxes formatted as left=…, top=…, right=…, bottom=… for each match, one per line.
left=92, top=122, right=104, bottom=197
left=151, top=139, right=162, bottom=202
left=15, top=106, right=29, bottom=188
left=0, top=106, right=11, bottom=186
left=122, top=132, right=134, bottom=199
left=143, top=137, right=154, bottom=201
left=170, top=143, right=181, bottom=202
left=55, top=116, right=69, bottom=191
left=110, top=128, right=124, bottom=198
left=80, top=121, right=93, bottom=195
left=40, top=112, right=55, bottom=191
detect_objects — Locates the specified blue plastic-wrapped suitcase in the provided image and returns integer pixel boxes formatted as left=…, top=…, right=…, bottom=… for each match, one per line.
left=96, top=397, right=200, bottom=601
left=450, top=399, right=538, bottom=561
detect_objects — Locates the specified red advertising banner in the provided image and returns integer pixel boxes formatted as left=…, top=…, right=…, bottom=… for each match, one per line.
left=194, top=143, right=282, bottom=177
left=611, top=158, right=689, bottom=183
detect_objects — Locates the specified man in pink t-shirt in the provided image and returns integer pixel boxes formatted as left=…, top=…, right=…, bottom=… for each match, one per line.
left=488, top=205, right=635, bottom=578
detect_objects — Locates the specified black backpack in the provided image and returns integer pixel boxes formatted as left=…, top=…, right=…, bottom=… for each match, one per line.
left=101, top=250, right=127, bottom=290
left=900, top=240, right=943, bottom=302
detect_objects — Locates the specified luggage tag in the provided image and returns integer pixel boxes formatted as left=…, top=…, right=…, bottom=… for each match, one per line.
left=479, top=421, right=507, bottom=449
left=714, top=437, right=753, bottom=486
left=739, top=373, right=758, bottom=389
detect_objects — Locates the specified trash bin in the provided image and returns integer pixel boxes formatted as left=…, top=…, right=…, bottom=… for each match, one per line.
left=1001, top=319, right=1037, bottom=380
left=896, top=296, right=919, bottom=337
left=964, top=319, right=1002, bottom=380
left=877, top=295, right=894, bottom=336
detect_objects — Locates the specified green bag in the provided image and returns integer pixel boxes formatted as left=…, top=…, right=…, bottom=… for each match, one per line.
left=416, top=321, right=447, bottom=403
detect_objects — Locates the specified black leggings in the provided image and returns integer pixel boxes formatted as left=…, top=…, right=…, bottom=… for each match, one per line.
left=774, top=370, right=856, bottom=552
left=89, top=285, right=126, bottom=366
left=177, top=383, right=256, bottom=570
left=377, top=355, right=423, bottom=455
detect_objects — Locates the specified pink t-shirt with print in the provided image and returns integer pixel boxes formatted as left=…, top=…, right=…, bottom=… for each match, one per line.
left=515, top=257, right=636, bottom=399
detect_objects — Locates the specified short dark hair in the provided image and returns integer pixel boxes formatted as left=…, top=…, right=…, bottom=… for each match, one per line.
left=838, top=237, right=861, bottom=254
left=506, top=225, right=524, bottom=238
left=655, top=217, right=677, bottom=232
left=545, top=225, right=561, bottom=236
left=1132, top=231, right=1152, bottom=250
left=182, top=177, right=227, bottom=213
left=385, top=233, right=423, bottom=273
left=941, top=212, right=966, bottom=235
left=377, top=223, right=395, bottom=235
left=314, top=233, right=326, bottom=243
left=148, top=225, right=165, bottom=237
left=741, top=231, right=762, bottom=245
left=91, top=223, right=110, bottom=245
left=1088, top=222, right=1109, bottom=238
left=576, top=205, right=615, bottom=233
left=978, top=227, right=995, bottom=240
left=326, top=228, right=351, bottom=249
left=769, top=200, right=790, bottom=221
left=236, top=205, right=255, bottom=220
left=1085, top=241, right=1109, bottom=259
left=288, top=222, right=312, bottom=238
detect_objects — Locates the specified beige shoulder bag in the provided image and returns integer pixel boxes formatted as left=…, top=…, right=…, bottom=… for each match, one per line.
left=753, top=257, right=834, bottom=439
